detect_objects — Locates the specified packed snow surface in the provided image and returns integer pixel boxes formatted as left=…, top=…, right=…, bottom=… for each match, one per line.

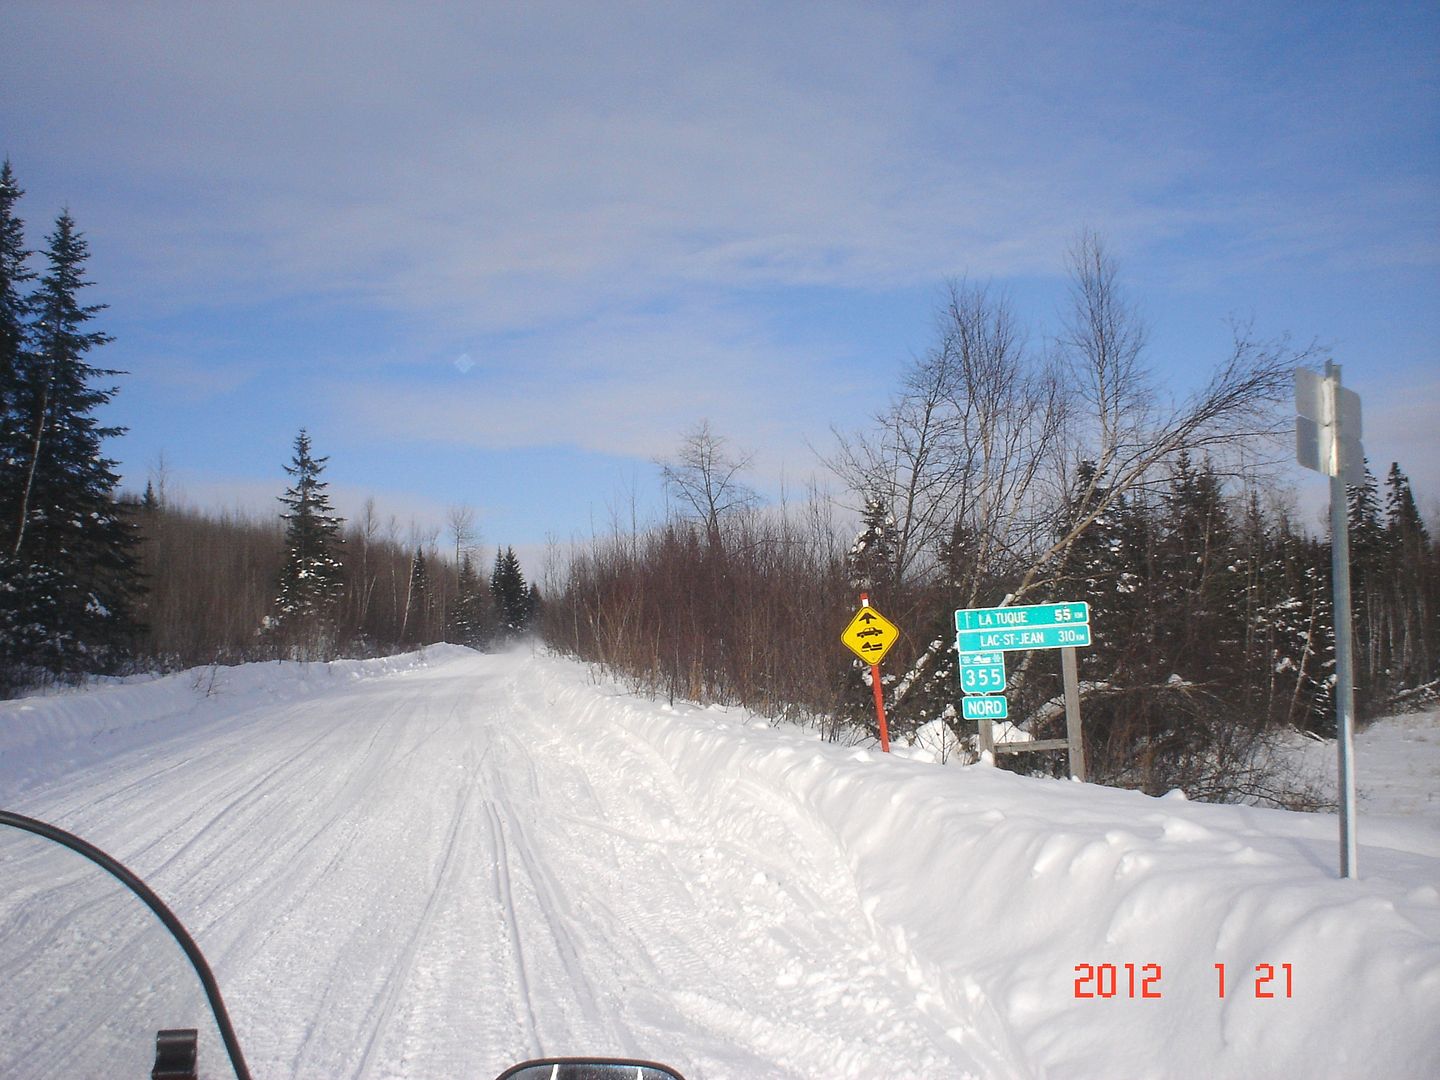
left=2, top=647, right=1438, bottom=1078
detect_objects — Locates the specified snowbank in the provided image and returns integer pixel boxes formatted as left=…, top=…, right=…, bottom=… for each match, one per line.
left=522, top=655, right=1440, bottom=1079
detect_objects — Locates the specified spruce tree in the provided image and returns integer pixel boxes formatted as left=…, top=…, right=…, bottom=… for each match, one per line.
left=1154, top=453, right=1240, bottom=685
left=846, top=495, right=898, bottom=595
left=0, top=203, right=140, bottom=691
left=1345, top=462, right=1387, bottom=709
left=0, top=161, right=33, bottom=467
left=404, top=546, right=430, bottom=644
left=490, top=546, right=530, bottom=637
left=1055, top=460, right=1150, bottom=683
left=449, top=550, right=489, bottom=648
left=1384, top=463, right=1429, bottom=549
left=1244, top=504, right=1334, bottom=732
left=270, top=430, right=345, bottom=658
left=0, top=163, right=35, bottom=689
left=1382, top=463, right=1435, bottom=691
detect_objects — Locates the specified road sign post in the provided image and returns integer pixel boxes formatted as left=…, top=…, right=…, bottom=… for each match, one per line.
left=955, top=600, right=1090, bottom=780
left=1296, top=361, right=1362, bottom=879
left=1060, top=645, right=1086, bottom=782
left=841, top=594, right=900, bottom=753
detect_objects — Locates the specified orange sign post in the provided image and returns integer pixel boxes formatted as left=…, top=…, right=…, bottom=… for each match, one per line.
left=840, top=593, right=900, bottom=752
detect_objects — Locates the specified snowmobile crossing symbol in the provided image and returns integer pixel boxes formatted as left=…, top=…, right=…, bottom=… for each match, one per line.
left=841, top=604, right=900, bottom=665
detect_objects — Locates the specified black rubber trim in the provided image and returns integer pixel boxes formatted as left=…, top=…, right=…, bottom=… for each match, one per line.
left=495, top=1059, right=688, bottom=1080
left=0, top=809, right=253, bottom=1080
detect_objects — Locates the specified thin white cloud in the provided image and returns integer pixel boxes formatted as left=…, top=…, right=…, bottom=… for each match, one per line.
left=1359, top=377, right=1440, bottom=501
left=6, top=1, right=1435, bottom=533
left=329, top=299, right=855, bottom=476
left=19, top=1, right=1424, bottom=330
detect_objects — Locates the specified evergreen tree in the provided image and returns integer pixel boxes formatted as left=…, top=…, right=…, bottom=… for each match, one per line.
left=0, top=161, right=33, bottom=469
left=1345, top=462, right=1387, bottom=709
left=1, top=204, right=140, bottom=691
left=490, top=546, right=531, bottom=637
left=1245, top=505, right=1334, bottom=732
left=0, top=161, right=36, bottom=692
left=1381, top=463, right=1435, bottom=692
left=1153, top=453, right=1241, bottom=685
left=846, top=495, right=898, bottom=594
left=269, top=430, right=345, bottom=658
left=1055, top=460, right=1150, bottom=683
left=1347, top=463, right=1386, bottom=560
left=404, top=546, right=430, bottom=644
left=937, top=518, right=980, bottom=596
left=448, top=550, right=490, bottom=648
left=1000, top=459, right=1156, bottom=776
left=1384, top=463, right=1430, bottom=549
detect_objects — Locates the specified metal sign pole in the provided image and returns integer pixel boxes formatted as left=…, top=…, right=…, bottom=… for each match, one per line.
left=1296, top=362, right=1363, bottom=879
left=1327, top=362, right=1359, bottom=879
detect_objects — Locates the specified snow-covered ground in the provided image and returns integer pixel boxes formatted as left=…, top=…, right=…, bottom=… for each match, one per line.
left=1284, top=706, right=1440, bottom=825
left=1, top=647, right=1437, bottom=1079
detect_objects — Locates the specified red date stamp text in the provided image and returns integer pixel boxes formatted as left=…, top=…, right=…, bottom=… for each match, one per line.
left=1072, top=962, right=1293, bottom=999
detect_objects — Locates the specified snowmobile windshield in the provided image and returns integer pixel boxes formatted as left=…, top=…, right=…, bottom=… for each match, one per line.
left=0, top=811, right=245, bottom=1080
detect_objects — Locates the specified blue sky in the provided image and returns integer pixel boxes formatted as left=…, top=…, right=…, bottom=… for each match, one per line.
left=3, top=2, right=1437, bottom=563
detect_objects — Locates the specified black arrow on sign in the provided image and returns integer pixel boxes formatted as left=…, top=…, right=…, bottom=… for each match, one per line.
left=858, top=611, right=878, bottom=623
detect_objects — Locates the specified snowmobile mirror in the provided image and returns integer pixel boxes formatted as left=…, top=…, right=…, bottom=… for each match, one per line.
left=494, top=1059, right=688, bottom=1080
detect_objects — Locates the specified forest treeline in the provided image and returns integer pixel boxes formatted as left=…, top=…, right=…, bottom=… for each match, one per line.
left=127, top=475, right=539, bottom=669
left=0, top=160, right=536, bottom=691
left=542, top=239, right=1439, bottom=806
left=544, top=443, right=1436, bottom=804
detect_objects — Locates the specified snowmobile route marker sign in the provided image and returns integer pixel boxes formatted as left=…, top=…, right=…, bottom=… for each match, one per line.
left=841, top=604, right=899, bottom=665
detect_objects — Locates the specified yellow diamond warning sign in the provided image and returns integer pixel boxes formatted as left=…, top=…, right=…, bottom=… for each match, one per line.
left=842, top=604, right=900, bottom=665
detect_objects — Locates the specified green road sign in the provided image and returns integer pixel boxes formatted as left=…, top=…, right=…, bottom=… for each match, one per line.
left=955, top=601, right=1089, bottom=632
left=961, top=695, right=1008, bottom=720
left=958, top=659, right=1006, bottom=693
left=957, top=623, right=1091, bottom=653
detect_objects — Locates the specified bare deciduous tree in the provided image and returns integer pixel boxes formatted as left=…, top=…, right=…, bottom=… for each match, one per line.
left=447, top=504, right=478, bottom=566
left=828, top=280, right=1066, bottom=591
left=830, top=237, right=1313, bottom=608
left=1014, top=233, right=1313, bottom=602
left=658, top=420, right=759, bottom=547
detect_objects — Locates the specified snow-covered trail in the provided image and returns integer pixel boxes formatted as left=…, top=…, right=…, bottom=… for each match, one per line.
left=1, top=650, right=1006, bottom=1079
left=3, top=647, right=1438, bottom=1079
